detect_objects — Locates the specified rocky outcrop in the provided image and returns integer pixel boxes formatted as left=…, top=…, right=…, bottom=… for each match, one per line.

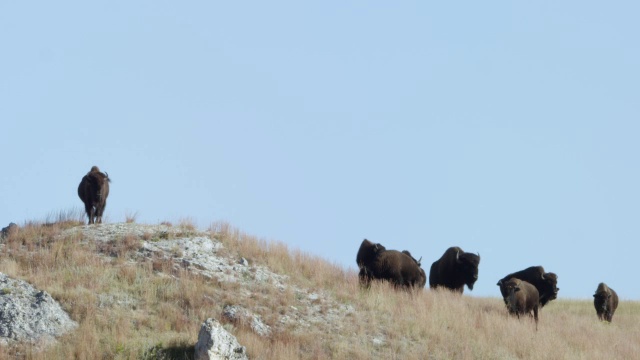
left=65, top=223, right=357, bottom=354
left=222, top=304, right=271, bottom=337
left=0, top=273, right=77, bottom=346
left=195, top=318, right=248, bottom=360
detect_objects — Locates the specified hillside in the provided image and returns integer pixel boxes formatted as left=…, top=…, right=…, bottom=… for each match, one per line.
left=0, top=217, right=639, bottom=359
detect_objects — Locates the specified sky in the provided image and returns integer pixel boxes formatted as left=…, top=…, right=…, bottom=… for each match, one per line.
left=1, top=2, right=639, bottom=300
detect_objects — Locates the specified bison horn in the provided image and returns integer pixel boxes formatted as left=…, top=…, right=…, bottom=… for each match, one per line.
left=417, top=256, right=422, bottom=265
left=497, top=280, right=502, bottom=286
left=540, top=273, right=545, bottom=280
left=456, top=250, right=461, bottom=263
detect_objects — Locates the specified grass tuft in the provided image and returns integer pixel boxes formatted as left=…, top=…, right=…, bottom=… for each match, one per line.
left=125, top=211, right=138, bottom=224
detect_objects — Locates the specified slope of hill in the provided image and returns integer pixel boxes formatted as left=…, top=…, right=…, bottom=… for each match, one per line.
left=0, top=218, right=638, bottom=359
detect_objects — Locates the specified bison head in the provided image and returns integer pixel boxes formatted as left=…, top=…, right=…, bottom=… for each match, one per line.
left=503, top=278, right=522, bottom=310
left=456, top=250, right=480, bottom=290
left=503, top=278, right=521, bottom=293
left=356, top=239, right=386, bottom=268
left=541, top=272, right=559, bottom=301
left=593, top=283, right=612, bottom=309
left=356, top=239, right=387, bottom=286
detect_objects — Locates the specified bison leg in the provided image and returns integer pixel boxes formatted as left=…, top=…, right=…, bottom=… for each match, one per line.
left=533, top=306, right=539, bottom=331
left=84, top=203, right=95, bottom=225
left=358, top=268, right=373, bottom=289
left=90, top=208, right=96, bottom=224
left=96, top=200, right=107, bottom=224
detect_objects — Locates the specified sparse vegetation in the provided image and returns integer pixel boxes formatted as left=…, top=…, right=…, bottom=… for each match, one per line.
left=125, top=211, right=138, bottom=224
left=0, top=217, right=637, bottom=359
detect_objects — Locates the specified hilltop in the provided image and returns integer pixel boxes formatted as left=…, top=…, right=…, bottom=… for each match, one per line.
left=0, top=218, right=639, bottom=359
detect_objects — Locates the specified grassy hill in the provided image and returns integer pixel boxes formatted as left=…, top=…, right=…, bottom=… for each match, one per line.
left=0, top=214, right=638, bottom=359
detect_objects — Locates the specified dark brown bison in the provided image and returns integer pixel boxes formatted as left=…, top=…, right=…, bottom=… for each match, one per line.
left=497, top=266, right=559, bottom=307
left=503, top=278, right=539, bottom=330
left=593, top=282, right=618, bottom=322
left=78, top=166, right=111, bottom=225
left=428, top=246, right=480, bottom=293
left=1, top=223, right=18, bottom=239
left=356, top=239, right=426, bottom=290
left=402, top=250, right=422, bottom=266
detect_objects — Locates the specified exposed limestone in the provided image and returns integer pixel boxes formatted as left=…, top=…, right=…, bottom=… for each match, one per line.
left=0, top=273, right=77, bottom=346
left=222, top=304, right=271, bottom=337
left=195, top=318, right=248, bottom=360
left=64, top=223, right=359, bottom=352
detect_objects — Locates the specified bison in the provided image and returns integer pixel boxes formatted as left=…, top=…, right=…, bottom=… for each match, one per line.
left=497, top=266, right=559, bottom=307
left=78, top=166, right=111, bottom=225
left=429, top=246, right=480, bottom=293
left=503, top=278, right=539, bottom=330
left=1, top=223, right=18, bottom=239
left=593, top=282, right=618, bottom=322
left=356, top=239, right=426, bottom=290
left=402, top=250, right=422, bottom=266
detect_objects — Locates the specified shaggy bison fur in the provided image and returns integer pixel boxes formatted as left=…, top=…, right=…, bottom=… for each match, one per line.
left=503, top=278, right=540, bottom=330
left=356, top=239, right=426, bottom=290
left=78, top=166, right=111, bottom=225
left=593, top=282, right=618, bottom=322
left=497, top=266, right=559, bottom=307
left=429, top=246, right=480, bottom=293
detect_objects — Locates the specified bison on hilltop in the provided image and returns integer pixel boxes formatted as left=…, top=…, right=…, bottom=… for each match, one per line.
left=593, top=282, right=618, bottom=323
left=78, top=166, right=111, bottom=225
left=429, top=246, right=480, bottom=294
left=503, top=278, right=540, bottom=330
left=497, top=266, right=559, bottom=307
left=356, top=239, right=426, bottom=290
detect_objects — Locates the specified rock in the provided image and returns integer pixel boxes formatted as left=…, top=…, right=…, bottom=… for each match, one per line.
left=372, top=337, right=385, bottom=346
left=71, top=223, right=355, bottom=346
left=195, top=318, right=248, bottom=360
left=0, top=223, right=18, bottom=239
left=250, top=316, right=271, bottom=337
left=222, top=304, right=271, bottom=337
left=221, top=305, right=242, bottom=323
left=0, top=273, right=77, bottom=346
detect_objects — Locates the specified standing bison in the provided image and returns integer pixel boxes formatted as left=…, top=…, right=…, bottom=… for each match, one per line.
left=593, top=282, right=618, bottom=323
left=78, top=166, right=111, bottom=225
left=429, top=246, right=480, bottom=293
left=497, top=266, right=559, bottom=307
left=503, top=278, right=540, bottom=330
left=356, top=239, right=426, bottom=290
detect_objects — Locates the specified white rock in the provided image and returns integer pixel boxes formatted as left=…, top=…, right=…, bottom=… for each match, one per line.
left=0, top=273, right=77, bottom=346
left=195, top=318, right=248, bottom=360
left=222, top=305, right=271, bottom=337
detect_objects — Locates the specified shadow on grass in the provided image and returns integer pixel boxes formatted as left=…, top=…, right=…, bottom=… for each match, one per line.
left=142, top=344, right=195, bottom=360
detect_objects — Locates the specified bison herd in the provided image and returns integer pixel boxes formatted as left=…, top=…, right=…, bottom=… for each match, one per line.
left=74, top=166, right=621, bottom=328
left=356, top=238, right=619, bottom=328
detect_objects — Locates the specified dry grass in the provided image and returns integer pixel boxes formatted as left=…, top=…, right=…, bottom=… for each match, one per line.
left=124, top=211, right=138, bottom=224
left=0, top=218, right=637, bottom=359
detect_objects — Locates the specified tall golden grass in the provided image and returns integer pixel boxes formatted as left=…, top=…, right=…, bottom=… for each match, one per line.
left=0, top=217, right=637, bottom=359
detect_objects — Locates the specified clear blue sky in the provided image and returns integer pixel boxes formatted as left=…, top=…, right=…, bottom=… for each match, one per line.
left=2, top=2, right=638, bottom=300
